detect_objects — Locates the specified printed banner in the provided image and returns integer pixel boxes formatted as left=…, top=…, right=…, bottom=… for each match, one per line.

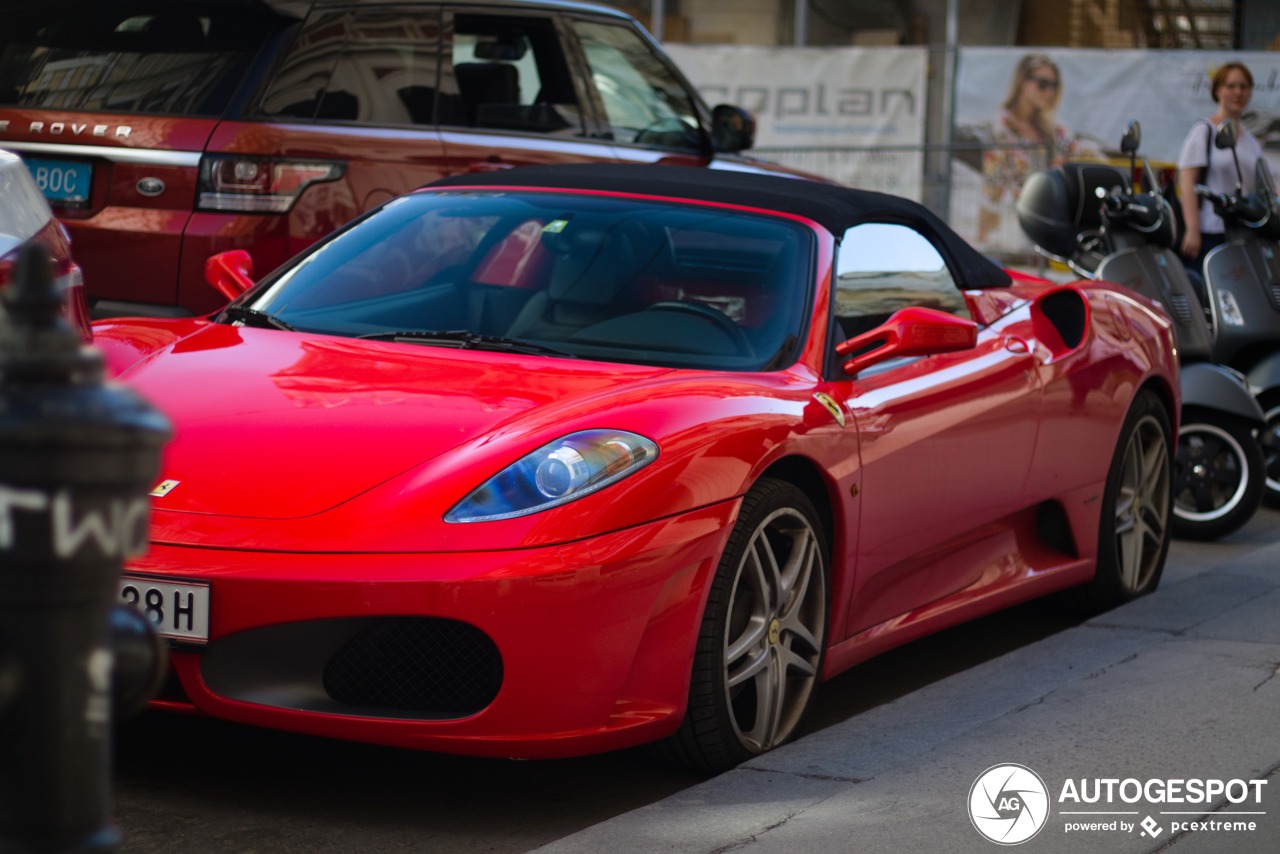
left=952, top=48, right=1280, bottom=254
left=664, top=45, right=927, bottom=200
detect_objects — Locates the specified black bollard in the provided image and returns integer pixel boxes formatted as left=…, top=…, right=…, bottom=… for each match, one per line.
left=0, top=243, right=170, bottom=853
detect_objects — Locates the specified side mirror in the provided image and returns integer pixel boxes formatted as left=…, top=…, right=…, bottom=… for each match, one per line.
left=835, top=306, right=978, bottom=376
left=1120, top=120, right=1141, bottom=155
left=204, top=249, right=254, bottom=302
left=710, top=104, right=755, bottom=154
left=1213, top=121, right=1244, bottom=188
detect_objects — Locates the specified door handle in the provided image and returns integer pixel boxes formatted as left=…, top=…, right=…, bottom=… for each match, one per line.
left=1004, top=336, right=1030, bottom=354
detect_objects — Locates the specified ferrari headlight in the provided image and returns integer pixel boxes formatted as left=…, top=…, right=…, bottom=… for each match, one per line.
left=445, top=429, right=658, bottom=522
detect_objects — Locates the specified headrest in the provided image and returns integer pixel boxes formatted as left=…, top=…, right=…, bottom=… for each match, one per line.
left=545, top=219, right=658, bottom=305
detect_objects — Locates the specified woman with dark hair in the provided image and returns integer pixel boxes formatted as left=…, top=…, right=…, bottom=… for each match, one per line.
left=979, top=54, right=1097, bottom=245
left=1177, top=62, right=1262, bottom=267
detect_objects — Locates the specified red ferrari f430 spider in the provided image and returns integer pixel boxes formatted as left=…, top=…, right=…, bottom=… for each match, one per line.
left=96, top=165, right=1180, bottom=773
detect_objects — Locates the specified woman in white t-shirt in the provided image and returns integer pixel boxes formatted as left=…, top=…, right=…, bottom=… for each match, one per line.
left=1177, top=62, right=1262, bottom=268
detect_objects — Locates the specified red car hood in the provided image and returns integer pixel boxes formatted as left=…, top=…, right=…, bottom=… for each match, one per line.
left=121, top=325, right=671, bottom=519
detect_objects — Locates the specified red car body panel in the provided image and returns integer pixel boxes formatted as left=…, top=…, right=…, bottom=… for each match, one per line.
left=92, top=175, right=1180, bottom=759
left=135, top=500, right=737, bottom=757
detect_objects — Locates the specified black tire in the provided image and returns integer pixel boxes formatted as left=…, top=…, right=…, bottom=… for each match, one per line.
left=1172, top=405, right=1265, bottom=541
left=656, top=478, right=828, bottom=774
left=1257, top=389, right=1280, bottom=509
left=1073, top=390, right=1173, bottom=612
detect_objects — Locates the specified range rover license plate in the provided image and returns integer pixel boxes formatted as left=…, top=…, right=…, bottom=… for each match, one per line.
left=23, top=157, right=92, bottom=205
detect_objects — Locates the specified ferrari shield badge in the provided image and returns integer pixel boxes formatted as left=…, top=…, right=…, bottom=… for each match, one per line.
left=813, top=393, right=846, bottom=428
left=150, top=479, right=180, bottom=498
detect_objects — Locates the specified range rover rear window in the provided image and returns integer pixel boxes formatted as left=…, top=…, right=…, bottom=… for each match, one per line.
left=0, top=3, right=291, bottom=116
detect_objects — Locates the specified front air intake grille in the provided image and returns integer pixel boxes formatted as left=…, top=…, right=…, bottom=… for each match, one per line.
left=1166, top=293, right=1195, bottom=327
left=322, top=618, right=502, bottom=717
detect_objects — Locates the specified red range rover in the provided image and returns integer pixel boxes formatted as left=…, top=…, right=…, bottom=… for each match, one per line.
left=0, top=0, right=783, bottom=317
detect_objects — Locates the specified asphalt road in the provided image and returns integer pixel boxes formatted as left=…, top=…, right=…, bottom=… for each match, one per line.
left=111, top=509, right=1280, bottom=853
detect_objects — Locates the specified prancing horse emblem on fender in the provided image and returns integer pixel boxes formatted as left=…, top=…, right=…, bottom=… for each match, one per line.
left=813, top=393, right=846, bottom=428
left=150, top=480, right=180, bottom=497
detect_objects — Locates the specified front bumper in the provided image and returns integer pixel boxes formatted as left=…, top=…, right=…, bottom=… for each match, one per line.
left=126, top=499, right=738, bottom=758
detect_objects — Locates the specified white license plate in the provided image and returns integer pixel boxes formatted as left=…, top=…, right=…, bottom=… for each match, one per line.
left=118, top=575, right=210, bottom=643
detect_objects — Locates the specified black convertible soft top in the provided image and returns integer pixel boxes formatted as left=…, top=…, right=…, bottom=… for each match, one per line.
left=428, top=164, right=1011, bottom=290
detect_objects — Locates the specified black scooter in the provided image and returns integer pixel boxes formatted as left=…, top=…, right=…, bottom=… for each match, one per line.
left=1018, top=121, right=1266, bottom=540
left=1195, top=121, right=1280, bottom=508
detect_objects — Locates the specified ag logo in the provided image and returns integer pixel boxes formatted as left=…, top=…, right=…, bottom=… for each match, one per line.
left=968, top=763, right=1050, bottom=845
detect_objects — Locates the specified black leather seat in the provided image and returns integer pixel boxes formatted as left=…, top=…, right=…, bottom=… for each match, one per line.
left=454, top=62, right=520, bottom=127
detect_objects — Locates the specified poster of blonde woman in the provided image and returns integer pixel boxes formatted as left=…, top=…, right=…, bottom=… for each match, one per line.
left=958, top=53, right=1102, bottom=254
left=978, top=55, right=1101, bottom=246
left=953, top=48, right=1280, bottom=259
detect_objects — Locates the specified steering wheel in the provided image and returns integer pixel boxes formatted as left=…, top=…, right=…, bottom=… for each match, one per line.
left=646, top=300, right=753, bottom=355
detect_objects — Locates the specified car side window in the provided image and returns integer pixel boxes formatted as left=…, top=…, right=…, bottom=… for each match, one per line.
left=567, top=19, right=702, bottom=150
left=833, top=222, right=971, bottom=341
left=259, top=8, right=443, bottom=125
left=439, top=12, right=584, bottom=135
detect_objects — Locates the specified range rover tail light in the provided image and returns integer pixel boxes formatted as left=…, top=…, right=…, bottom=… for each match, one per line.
left=197, top=156, right=346, bottom=214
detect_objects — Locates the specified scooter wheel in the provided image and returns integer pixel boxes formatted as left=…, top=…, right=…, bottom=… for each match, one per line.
left=1257, top=390, right=1280, bottom=509
left=1172, top=407, right=1265, bottom=541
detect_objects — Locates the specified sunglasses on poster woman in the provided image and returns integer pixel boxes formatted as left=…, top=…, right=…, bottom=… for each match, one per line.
left=1027, top=75, right=1059, bottom=92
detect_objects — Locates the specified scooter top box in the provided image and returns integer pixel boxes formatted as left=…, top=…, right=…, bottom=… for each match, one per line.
left=1018, top=163, right=1139, bottom=258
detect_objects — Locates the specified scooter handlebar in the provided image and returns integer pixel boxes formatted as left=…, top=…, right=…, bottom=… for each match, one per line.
left=1100, top=189, right=1163, bottom=230
left=1197, top=184, right=1269, bottom=227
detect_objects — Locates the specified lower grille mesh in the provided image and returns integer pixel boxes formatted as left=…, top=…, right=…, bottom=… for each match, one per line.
left=322, top=618, right=502, bottom=717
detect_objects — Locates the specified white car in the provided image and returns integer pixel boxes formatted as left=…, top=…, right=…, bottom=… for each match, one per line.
left=0, top=148, right=90, bottom=340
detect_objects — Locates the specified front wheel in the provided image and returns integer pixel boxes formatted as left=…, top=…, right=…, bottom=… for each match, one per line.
left=657, top=478, right=828, bottom=774
left=1172, top=406, right=1265, bottom=541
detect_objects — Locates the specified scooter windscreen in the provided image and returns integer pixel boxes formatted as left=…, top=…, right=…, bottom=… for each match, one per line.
left=1252, top=159, right=1280, bottom=242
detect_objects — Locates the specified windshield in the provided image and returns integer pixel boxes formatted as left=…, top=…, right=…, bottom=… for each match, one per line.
left=243, top=190, right=814, bottom=372
left=0, top=2, right=289, bottom=115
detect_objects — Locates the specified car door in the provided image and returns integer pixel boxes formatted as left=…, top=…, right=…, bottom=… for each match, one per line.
left=822, top=222, right=1044, bottom=636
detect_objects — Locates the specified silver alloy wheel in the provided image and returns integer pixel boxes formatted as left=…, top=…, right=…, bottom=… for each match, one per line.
left=1114, top=413, right=1171, bottom=592
left=722, top=506, right=826, bottom=753
left=1174, top=421, right=1250, bottom=522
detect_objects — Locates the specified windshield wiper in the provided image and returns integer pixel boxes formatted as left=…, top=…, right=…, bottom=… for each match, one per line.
left=356, top=329, right=577, bottom=358
left=220, top=305, right=295, bottom=331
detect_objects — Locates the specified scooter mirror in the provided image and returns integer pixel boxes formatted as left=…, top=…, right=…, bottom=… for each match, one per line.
left=1215, top=121, right=1245, bottom=189
left=1120, top=121, right=1141, bottom=155
left=1214, top=121, right=1238, bottom=150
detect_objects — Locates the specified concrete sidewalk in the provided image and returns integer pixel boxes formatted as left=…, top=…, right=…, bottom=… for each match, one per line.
left=536, top=517, right=1280, bottom=854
